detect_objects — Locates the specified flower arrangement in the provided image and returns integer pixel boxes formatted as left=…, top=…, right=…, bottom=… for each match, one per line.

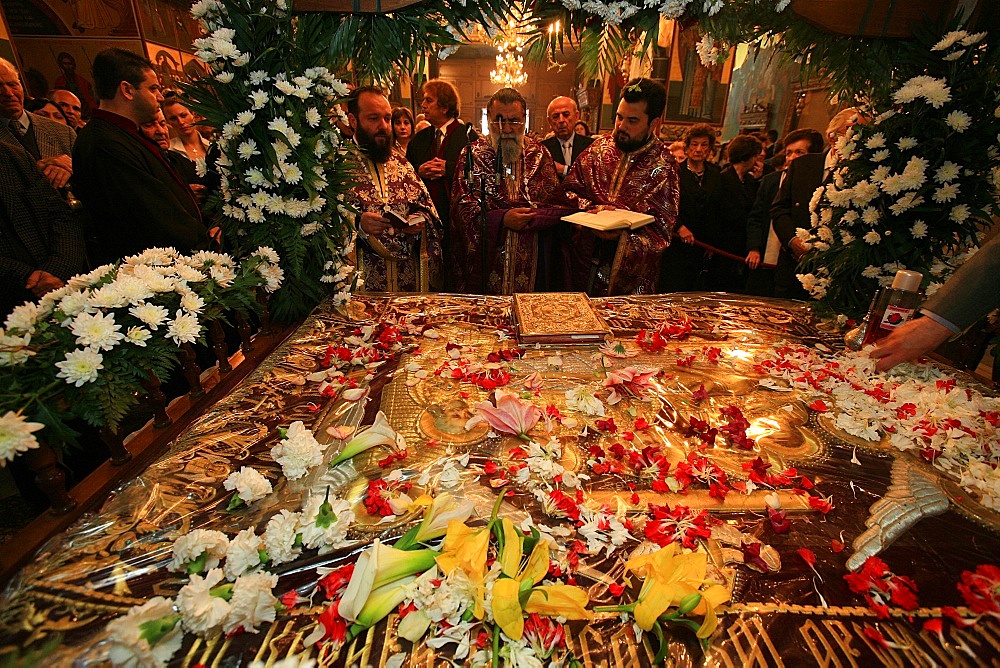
left=0, top=247, right=281, bottom=464
left=796, top=27, right=1000, bottom=314
left=184, top=0, right=357, bottom=322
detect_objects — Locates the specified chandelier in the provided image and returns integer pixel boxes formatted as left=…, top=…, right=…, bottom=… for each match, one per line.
left=490, top=17, right=527, bottom=87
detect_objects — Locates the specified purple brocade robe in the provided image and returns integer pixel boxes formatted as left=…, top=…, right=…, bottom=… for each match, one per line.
left=450, top=136, right=572, bottom=294
left=346, top=148, right=443, bottom=292
left=563, top=134, right=680, bottom=296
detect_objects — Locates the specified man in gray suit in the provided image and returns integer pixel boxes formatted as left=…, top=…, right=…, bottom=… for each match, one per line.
left=0, top=57, right=76, bottom=191
left=541, top=96, right=594, bottom=180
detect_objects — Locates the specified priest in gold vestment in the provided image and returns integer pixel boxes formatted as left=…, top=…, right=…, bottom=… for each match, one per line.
left=346, top=87, right=442, bottom=292
left=563, top=78, right=679, bottom=296
left=451, top=88, right=572, bottom=294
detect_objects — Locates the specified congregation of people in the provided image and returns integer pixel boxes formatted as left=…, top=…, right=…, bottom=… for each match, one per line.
left=5, top=47, right=989, bottom=377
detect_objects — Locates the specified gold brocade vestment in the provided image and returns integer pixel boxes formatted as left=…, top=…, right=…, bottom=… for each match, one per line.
left=563, top=134, right=680, bottom=296
left=346, top=148, right=443, bottom=292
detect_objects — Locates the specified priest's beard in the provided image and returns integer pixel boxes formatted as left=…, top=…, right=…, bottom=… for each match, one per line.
left=614, top=127, right=652, bottom=153
left=491, top=131, right=523, bottom=197
left=356, top=124, right=393, bottom=163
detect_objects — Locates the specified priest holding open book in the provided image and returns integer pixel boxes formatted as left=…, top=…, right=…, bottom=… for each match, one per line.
left=563, top=78, right=679, bottom=296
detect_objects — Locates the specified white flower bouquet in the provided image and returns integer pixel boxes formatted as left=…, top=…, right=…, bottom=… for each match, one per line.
left=797, top=28, right=1000, bottom=314
left=0, top=247, right=282, bottom=463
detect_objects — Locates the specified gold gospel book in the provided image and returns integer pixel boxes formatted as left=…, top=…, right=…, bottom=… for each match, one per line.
left=561, top=209, right=655, bottom=231
left=512, top=292, right=611, bottom=344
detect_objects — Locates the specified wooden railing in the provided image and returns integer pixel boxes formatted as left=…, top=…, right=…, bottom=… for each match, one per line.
left=0, top=317, right=300, bottom=584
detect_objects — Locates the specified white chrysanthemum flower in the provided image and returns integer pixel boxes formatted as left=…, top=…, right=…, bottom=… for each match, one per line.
left=870, top=149, right=889, bottom=162
left=910, top=220, right=928, bottom=238
left=263, top=509, right=302, bottom=565
left=861, top=207, right=880, bottom=225
left=861, top=265, right=882, bottom=278
left=0, top=411, right=44, bottom=464
left=950, top=204, right=971, bottom=223
left=840, top=230, right=855, bottom=244
left=863, top=230, right=881, bottom=245
left=893, top=75, right=951, bottom=108
left=0, top=330, right=33, bottom=367
left=945, top=110, right=971, bottom=132
left=960, top=31, right=987, bottom=46
left=125, top=326, right=152, bottom=347
left=250, top=90, right=269, bottom=110
left=931, top=30, right=967, bottom=51
left=305, top=107, right=321, bottom=128
left=249, top=70, right=269, bottom=85
left=56, top=348, right=103, bottom=386
left=221, top=121, right=242, bottom=140
left=224, top=528, right=263, bottom=580
left=4, top=302, right=42, bottom=334
left=215, top=71, right=234, bottom=83
left=259, top=264, right=284, bottom=292
left=180, top=291, right=206, bottom=314
left=896, top=136, right=918, bottom=150
left=864, top=133, right=886, bottom=149
left=256, top=247, right=281, bottom=264
left=933, top=183, right=960, bottom=203
left=889, top=192, right=923, bottom=216
left=106, top=596, right=183, bottom=668
left=841, top=209, right=860, bottom=224
left=237, top=139, right=260, bottom=160
left=224, top=466, right=273, bottom=504
left=177, top=568, right=230, bottom=635
left=236, top=110, right=255, bottom=127
left=223, top=571, right=278, bottom=634
left=274, top=80, right=296, bottom=95
left=170, top=529, right=230, bottom=573
left=942, top=49, right=965, bottom=61
left=281, top=163, right=303, bottom=184
left=130, top=303, right=169, bottom=330
left=167, top=310, right=201, bottom=345
left=935, top=161, right=961, bottom=183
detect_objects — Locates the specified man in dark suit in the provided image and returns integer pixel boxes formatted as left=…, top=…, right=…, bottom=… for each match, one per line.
left=72, top=48, right=210, bottom=266
left=0, top=57, right=76, bottom=192
left=406, top=79, right=475, bottom=291
left=770, top=108, right=863, bottom=298
left=0, top=142, right=86, bottom=318
left=541, top=96, right=594, bottom=179
left=744, top=128, right=824, bottom=296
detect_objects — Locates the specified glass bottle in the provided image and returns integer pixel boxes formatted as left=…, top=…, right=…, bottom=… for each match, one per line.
left=861, top=269, right=924, bottom=347
left=844, top=288, right=884, bottom=351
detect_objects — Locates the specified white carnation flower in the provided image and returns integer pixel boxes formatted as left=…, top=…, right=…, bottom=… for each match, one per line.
left=223, top=571, right=278, bottom=634
left=299, top=494, right=354, bottom=554
left=106, top=597, right=183, bottom=668
left=271, top=421, right=326, bottom=480
left=56, top=348, right=103, bottom=386
left=169, top=528, right=230, bottom=573
left=263, top=509, right=302, bottom=565
left=224, top=466, right=273, bottom=504
left=224, top=528, right=263, bottom=580
left=177, top=568, right=230, bottom=635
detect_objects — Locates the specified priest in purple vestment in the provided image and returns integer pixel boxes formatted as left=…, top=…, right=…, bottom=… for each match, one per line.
left=345, top=87, right=442, bottom=292
left=563, top=78, right=680, bottom=296
left=450, top=88, right=572, bottom=295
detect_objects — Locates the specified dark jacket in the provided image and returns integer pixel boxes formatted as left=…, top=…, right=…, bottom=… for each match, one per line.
left=541, top=133, right=595, bottom=177
left=745, top=170, right=782, bottom=254
left=0, top=142, right=86, bottom=316
left=73, top=110, right=209, bottom=266
left=771, top=151, right=825, bottom=248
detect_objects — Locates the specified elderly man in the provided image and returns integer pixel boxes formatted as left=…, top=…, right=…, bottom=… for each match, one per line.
left=51, top=89, right=86, bottom=129
left=563, top=78, right=679, bottom=296
left=345, top=86, right=442, bottom=292
left=770, top=107, right=864, bottom=298
left=451, top=88, right=569, bottom=294
left=406, top=79, right=476, bottom=290
left=73, top=48, right=210, bottom=265
left=140, top=108, right=200, bottom=185
left=541, top=96, right=594, bottom=179
left=0, top=58, right=76, bottom=191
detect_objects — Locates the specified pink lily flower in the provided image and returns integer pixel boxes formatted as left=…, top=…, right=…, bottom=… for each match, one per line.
left=471, top=390, right=542, bottom=440
left=602, top=366, right=658, bottom=404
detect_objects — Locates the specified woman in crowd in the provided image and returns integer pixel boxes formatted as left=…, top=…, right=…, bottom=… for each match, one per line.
left=392, top=106, right=415, bottom=155
left=25, top=97, right=69, bottom=125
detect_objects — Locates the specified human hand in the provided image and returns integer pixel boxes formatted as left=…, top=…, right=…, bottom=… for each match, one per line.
left=189, top=183, right=207, bottom=204
left=503, top=207, right=536, bottom=231
left=592, top=228, right=623, bottom=241
left=418, top=158, right=446, bottom=180
left=208, top=226, right=222, bottom=243
left=37, top=155, right=73, bottom=189
left=746, top=250, right=761, bottom=269
left=589, top=204, right=617, bottom=213
left=359, top=211, right=393, bottom=236
left=25, top=269, right=64, bottom=298
left=676, top=225, right=695, bottom=245
left=869, top=316, right=953, bottom=372
left=789, top=237, right=811, bottom=261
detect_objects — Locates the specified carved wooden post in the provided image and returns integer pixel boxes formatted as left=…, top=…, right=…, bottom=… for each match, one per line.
left=234, top=310, right=255, bottom=353
left=140, top=370, right=172, bottom=428
left=100, top=426, right=132, bottom=465
left=207, top=320, right=232, bottom=373
left=23, top=441, right=76, bottom=514
left=257, top=289, right=273, bottom=336
left=179, top=343, right=205, bottom=398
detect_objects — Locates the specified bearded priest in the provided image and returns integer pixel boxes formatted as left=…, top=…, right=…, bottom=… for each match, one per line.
left=345, top=87, right=443, bottom=292
left=563, top=78, right=679, bottom=296
left=450, top=88, right=572, bottom=295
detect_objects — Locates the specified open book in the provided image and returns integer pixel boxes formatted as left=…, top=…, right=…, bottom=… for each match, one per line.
left=562, top=209, right=654, bottom=231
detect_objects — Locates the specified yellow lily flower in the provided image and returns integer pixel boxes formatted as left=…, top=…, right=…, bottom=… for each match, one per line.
left=693, top=584, right=731, bottom=639
left=525, top=585, right=592, bottom=621
left=626, top=543, right=711, bottom=632
left=492, top=577, right=527, bottom=640
left=435, top=520, right=490, bottom=619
